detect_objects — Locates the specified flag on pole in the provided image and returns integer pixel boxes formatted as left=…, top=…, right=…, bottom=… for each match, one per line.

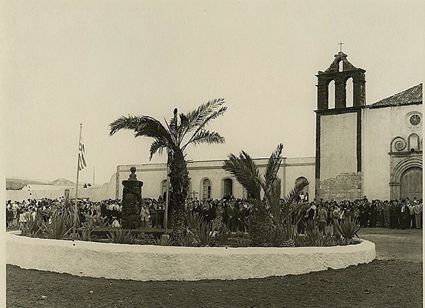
left=78, top=140, right=86, bottom=171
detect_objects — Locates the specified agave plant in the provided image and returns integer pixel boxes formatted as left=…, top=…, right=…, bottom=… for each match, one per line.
left=43, top=216, right=68, bottom=240
left=78, top=216, right=107, bottom=241
left=337, top=216, right=361, bottom=244
left=107, top=229, right=135, bottom=244
left=20, top=215, right=44, bottom=238
left=183, top=211, right=215, bottom=247
left=110, top=99, right=227, bottom=241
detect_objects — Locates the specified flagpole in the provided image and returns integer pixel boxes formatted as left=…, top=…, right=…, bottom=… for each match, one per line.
left=73, top=123, right=83, bottom=238
left=164, top=148, right=169, bottom=234
left=161, top=147, right=170, bottom=245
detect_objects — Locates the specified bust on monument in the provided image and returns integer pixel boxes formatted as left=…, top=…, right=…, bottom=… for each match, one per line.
left=121, top=167, right=143, bottom=229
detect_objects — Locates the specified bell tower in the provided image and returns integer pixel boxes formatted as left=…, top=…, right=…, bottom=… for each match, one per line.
left=317, top=51, right=366, bottom=110
left=315, top=49, right=366, bottom=201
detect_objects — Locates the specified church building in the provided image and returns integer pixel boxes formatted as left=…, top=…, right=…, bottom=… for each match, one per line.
left=107, top=52, right=422, bottom=202
left=315, top=51, right=422, bottom=201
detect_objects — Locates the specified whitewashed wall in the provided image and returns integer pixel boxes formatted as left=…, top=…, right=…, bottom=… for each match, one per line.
left=115, top=157, right=314, bottom=200
left=362, top=104, right=422, bottom=200
left=6, top=232, right=376, bottom=281
left=320, top=112, right=358, bottom=180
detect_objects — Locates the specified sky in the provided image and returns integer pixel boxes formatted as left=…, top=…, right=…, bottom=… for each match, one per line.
left=1, top=0, right=424, bottom=184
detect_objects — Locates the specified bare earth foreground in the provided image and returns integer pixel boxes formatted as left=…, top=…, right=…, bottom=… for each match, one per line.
left=7, top=229, right=422, bottom=308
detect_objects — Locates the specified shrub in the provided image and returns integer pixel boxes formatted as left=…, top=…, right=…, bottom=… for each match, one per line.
left=107, top=229, right=135, bottom=244
left=182, top=212, right=215, bottom=247
left=246, top=203, right=274, bottom=247
left=134, top=232, right=157, bottom=245
left=20, top=215, right=43, bottom=238
left=198, top=220, right=214, bottom=247
left=79, top=216, right=108, bottom=241
left=214, top=224, right=230, bottom=246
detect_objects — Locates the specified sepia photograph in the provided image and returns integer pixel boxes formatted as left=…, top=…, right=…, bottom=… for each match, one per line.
left=1, top=0, right=424, bottom=307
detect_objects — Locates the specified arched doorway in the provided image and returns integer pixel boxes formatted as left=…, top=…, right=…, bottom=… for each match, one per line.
left=201, top=178, right=212, bottom=200
left=400, top=167, right=422, bottom=200
left=295, top=177, right=309, bottom=202
left=223, top=178, right=233, bottom=198
left=160, top=179, right=168, bottom=201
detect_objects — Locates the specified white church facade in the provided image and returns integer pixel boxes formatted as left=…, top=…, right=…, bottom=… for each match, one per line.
left=315, top=52, right=422, bottom=201
left=107, top=52, right=422, bottom=202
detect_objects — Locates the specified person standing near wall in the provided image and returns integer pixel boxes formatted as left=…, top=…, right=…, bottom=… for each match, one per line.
left=408, top=200, right=416, bottom=228
left=383, top=201, right=391, bottom=228
left=413, top=200, right=422, bottom=229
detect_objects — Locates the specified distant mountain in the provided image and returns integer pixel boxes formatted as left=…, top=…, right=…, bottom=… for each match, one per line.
left=6, top=177, right=75, bottom=190
left=50, top=178, right=75, bottom=186
left=6, top=178, right=50, bottom=190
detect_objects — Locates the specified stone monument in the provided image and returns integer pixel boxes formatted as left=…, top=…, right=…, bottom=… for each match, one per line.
left=121, top=167, right=143, bottom=229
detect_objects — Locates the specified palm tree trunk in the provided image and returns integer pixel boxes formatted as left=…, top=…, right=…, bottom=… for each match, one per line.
left=168, top=149, right=189, bottom=242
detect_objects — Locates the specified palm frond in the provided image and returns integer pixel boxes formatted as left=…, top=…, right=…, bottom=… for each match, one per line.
left=149, top=139, right=167, bottom=160
left=187, top=130, right=225, bottom=147
left=268, top=178, right=282, bottom=222
left=222, top=151, right=261, bottom=200
left=177, top=113, right=190, bottom=144
left=109, top=115, right=145, bottom=136
left=185, top=98, right=226, bottom=131
left=110, top=116, right=171, bottom=142
left=264, top=144, right=284, bottom=192
left=184, top=99, right=226, bottom=141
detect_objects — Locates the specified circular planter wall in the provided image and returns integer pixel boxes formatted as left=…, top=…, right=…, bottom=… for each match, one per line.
left=6, top=231, right=375, bottom=281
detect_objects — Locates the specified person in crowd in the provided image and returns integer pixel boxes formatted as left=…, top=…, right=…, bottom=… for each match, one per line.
left=400, top=200, right=410, bottom=229
left=369, top=201, right=377, bottom=228
left=413, top=199, right=422, bottom=229
left=140, top=204, right=150, bottom=228
left=306, top=202, right=317, bottom=222
left=8, top=194, right=423, bottom=236
left=18, top=208, right=28, bottom=229
left=408, top=200, right=416, bottom=229
left=383, top=201, right=391, bottom=228
left=111, top=216, right=120, bottom=228
left=317, top=205, right=328, bottom=235
left=359, top=200, right=368, bottom=227
left=331, top=205, right=340, bottom=235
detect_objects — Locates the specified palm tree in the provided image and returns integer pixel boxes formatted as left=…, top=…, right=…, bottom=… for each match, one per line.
left=223, top=144, right=308, bottom=245
left=109, top=98, right=227, bottom=239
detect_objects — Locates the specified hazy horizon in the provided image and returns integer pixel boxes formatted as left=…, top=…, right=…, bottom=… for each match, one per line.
left=3, top=0, right=424, bottom=184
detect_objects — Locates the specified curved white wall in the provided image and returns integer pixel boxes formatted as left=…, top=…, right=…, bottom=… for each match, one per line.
left=6, top=232, right=375, bottom=281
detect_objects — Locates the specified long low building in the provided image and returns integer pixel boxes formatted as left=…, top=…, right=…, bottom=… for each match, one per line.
left=115, top=157, right=315, bottom=201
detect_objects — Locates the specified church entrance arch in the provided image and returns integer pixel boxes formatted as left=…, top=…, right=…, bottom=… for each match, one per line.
left=390, top=155, right=422, bottom=200
left=400, top=167, right=422, bottom=200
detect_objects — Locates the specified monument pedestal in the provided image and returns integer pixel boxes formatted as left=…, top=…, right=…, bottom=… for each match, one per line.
left=121, top=167, right=143, bottom=229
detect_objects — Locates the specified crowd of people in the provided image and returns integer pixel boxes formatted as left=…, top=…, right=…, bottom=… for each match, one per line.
left=308, top=196, right=423, bottom=231
left=5, top=198, right=125, bottom=229
left=5, top=195, right=423, bottom=233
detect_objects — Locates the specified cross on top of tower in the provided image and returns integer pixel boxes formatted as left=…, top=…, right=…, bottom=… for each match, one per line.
left=338, top=42, right=344, bottom=53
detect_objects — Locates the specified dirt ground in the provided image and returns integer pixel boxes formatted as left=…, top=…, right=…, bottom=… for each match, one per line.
left=359, top=228, right=422, bottom=263
left=6, top=228, right=423, bottom=308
